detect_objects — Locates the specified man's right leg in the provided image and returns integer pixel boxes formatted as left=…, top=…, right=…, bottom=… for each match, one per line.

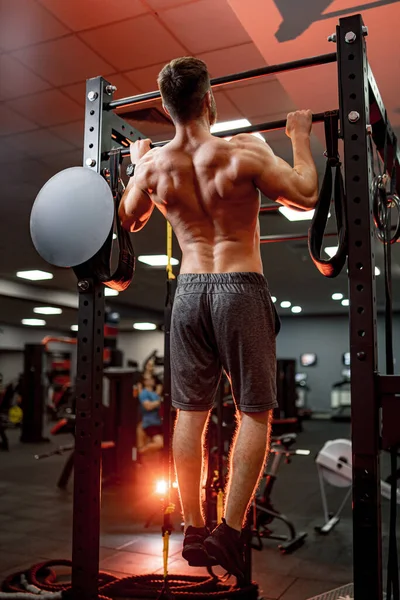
left=224, top=409, right=272, bottom=531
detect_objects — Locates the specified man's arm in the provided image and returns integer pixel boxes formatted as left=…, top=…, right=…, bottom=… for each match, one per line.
left=119, top=178, right=154, bottom=232
left=119, top=138, right=154, bottom=232
left=235, top=110, right=318, bottom=210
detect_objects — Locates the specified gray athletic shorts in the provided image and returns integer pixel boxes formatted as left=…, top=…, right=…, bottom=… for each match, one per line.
left=170, top=272, right=280, bottom=413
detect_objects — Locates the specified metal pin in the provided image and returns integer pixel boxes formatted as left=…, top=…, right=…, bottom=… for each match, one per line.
left=85, top=158, right=96, bottom=167
left=327, top=33, right=337, bottom=43
left=78, top=280, right=90, bottom=292
left=105, top=85, right=117, bottom=95
left=87, top=91, right=98, bottom=102
left=345, top=31, right=357, bottom=44
left=348, top=111, right=360, bottom=123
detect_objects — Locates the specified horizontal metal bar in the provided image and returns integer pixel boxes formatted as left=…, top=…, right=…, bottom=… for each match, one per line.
left=376, top=374, right=400, bottom=396
left=260, top=232, right=337, bottom=244
left=260, top=203, right=280, bottom=212
left=119, top=111, right=334, bottom=157
left=108, top=52, right=337, bottom=111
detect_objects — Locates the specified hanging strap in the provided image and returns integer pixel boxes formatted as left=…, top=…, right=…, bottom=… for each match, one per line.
left=73, top=148, right=135, bottom=290
left=308, top=111, right=348, bottom=278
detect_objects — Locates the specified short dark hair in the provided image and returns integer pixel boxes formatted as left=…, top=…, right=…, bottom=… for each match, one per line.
left=158, top=57, right=210, bottom=123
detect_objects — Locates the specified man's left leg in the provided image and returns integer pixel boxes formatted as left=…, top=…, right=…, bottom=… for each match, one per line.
left=173, top=409, right=210, bottom=529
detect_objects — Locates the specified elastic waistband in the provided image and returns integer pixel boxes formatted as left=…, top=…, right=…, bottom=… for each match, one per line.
left=177, top=272, right=266, bottom=286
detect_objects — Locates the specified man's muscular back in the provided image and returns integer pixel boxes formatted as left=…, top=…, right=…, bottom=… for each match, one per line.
left=134, top=135, right=264, bottom=274
left=120, top=110, right=318, bottom=275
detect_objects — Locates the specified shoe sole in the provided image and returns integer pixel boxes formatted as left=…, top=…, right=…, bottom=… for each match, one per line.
left=182, top=543, right=217, bottom=567
left=204, top=538, right=244, bottom=579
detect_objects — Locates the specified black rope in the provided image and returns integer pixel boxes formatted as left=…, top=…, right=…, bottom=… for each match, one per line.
left=1, top=561, right=259, bottom=600
left=308, top=111, right=348, bottom=278
left=73, top=148, right=135, bottom=291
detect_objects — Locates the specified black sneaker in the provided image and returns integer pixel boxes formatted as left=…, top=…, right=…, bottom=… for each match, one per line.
left=182, top=526, right=217, bottom=567
left=204, top=518, right=245, bottom=579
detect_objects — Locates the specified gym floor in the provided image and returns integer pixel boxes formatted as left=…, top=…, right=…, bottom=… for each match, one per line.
left=0, top=419, right=396, bottom=600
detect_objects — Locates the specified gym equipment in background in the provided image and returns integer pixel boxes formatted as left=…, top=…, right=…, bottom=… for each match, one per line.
left=252, top=433, right=310, bottom=553
left=330, top=371, right=351, bottom=421
left=315, top=439, right=400, bottom=535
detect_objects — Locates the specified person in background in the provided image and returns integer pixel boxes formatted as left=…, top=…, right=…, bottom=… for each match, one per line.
left=138, top=375, right=163, bottom=455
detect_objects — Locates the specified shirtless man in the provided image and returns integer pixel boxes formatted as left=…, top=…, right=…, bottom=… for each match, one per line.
left=119, top=57, right=318, bottom=578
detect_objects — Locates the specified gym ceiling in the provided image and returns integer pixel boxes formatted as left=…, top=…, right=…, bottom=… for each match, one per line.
left=0, top=0, right=399, bottom=332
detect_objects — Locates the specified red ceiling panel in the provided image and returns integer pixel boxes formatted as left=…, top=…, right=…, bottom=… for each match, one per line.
left=213, top=90, right=244, bottom=121
left=198, top=42, right=266, bottom=79
left=0, top=55, right=51, bottom=101
left=0, top=137, right=29, bottom=163
left=146, top=0, right=200, bottom=9
left=61, top=74, right=141, bottom=107
left=37, top=0, right=148, bottom=31
left=8, top=89, right=84, bottom=127
left=8, top=128, right=75, bottom=157
left=226, top=80, right=296, bottom=120
left=79, top=14, right=187, bottom=71
left=0, top=0, right=70, bottom=51
left=49, top=120, right=84, bottom=147
left=125, top=63, right=165, bottom=94
left=12, top=35, right=116, bottom=87
left=0, top=104, right=39, bottom=136
left=159, top=0, right=251, bottom=54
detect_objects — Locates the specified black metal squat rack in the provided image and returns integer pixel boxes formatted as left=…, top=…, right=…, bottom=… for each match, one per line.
left=71, top=13, right=399, bottom=600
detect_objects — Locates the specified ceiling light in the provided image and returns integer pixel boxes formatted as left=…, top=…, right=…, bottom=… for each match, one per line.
left=71, top=325, right=78, bottom=332
left=280, top=300, right=291, bottom=308
left=291, top=306, right=302, bottom=313
left=33, top=307, right=62, bottom=315
left=104, top=288, right=119, bottom=297
left=279, top=207, right=315, bottom=222
left=375, top=267, right=380, bottom=276
left=211, top=119, right=264, bottom=141
left=22, top=318, right=46, bottom=326
left=341, top=299, right=350, bottom=306
left=138, top=255, right=179, bottom=267
left=324, top=246, right=338, bottom=258
left=332, top=293, right=344, bottom=301
left=17, top=270, right=53, bottom=281
left=271, top=296, right=277, bottom=303
left=133, top=322, right=157, bottom=331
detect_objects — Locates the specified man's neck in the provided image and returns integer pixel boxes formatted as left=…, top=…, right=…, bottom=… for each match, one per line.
left=173, top=118, right=212, bottom=146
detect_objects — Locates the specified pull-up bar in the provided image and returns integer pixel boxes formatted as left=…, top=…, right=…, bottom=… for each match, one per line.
left=118, top=110, right=335, bottom=157
left=108, top=52, right=337, bottom=111
left=260, top=232, right=338, bottom=244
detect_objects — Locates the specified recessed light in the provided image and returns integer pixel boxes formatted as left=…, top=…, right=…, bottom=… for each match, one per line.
left=291, top=306, right=302, bottom=313
left=324, top=246, right=338, bottom=258
left=211, top=119, right=264, bottom=140
left=133, top=322, right=157, bottom=331
left=104, top=288, right=119, bottom=297
left=17, top=270, right=53, bottom=281
left=332, top=293, right=344, bottom=301
left=22, top=318, right=46, bottom=326
left=375, top=267, right=380, bottom=276
left=341, top=299, right=350, bottom=306
left=33, top=307, right=62, bottom=315
left=280, top=301, right=291, bottom=308
left=71, top=325, right=78, bottom=332
left=271, top=296, right=277, bottom=303
left=138, top=255, right=179, bottom=267
left=279, top=207, right=315, bottom=222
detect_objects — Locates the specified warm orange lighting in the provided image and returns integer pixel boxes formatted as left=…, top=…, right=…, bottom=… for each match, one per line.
left=155, top=480, right=168, bottom=495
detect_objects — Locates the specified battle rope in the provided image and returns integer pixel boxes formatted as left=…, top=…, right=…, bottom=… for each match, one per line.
left=308, top=111, right=348, bottom=278
left=1, top=560, right=259, bottom=600
left=73, top=148, right=135, bottom=291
